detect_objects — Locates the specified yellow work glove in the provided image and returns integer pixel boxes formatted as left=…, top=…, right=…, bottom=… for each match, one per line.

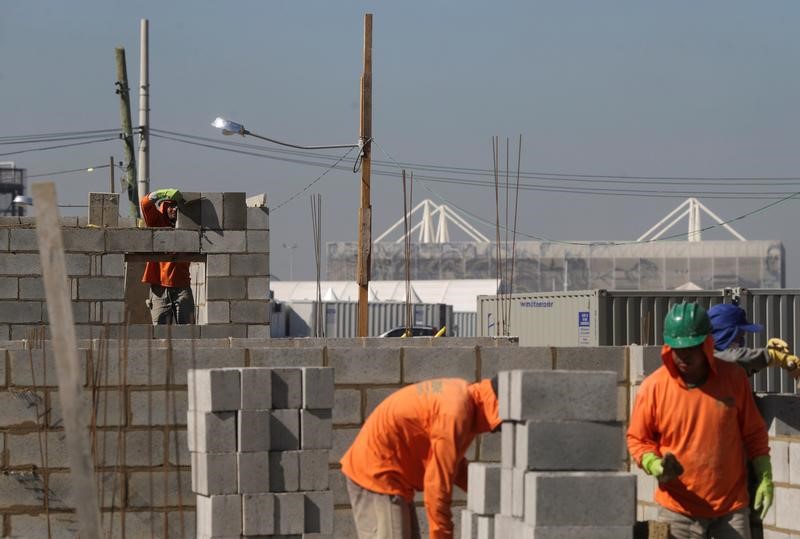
left=641, top=452, right=684, bottom=483
left=767, top=337, right=795, bottom=368
left=752, top=455, right=773, bottom=520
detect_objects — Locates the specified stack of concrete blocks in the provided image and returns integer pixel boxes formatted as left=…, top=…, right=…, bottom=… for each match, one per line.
left=188, top=365, right=334, bottom=538
left=461, top=369, right=636, bottom=539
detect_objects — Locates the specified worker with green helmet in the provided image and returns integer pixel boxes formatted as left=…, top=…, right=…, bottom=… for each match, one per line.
left=628, top=301, right=772, bottom=539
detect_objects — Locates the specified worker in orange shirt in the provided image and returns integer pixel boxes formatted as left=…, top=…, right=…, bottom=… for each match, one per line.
left=628, top=302, right=773, bottom=539
left=140, top=188, right=195, bottom=324
left=340, top=377, right=501, bottom=539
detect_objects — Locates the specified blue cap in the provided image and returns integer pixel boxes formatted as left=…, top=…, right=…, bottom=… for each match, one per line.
left=707, top=303, right=763, bottom=351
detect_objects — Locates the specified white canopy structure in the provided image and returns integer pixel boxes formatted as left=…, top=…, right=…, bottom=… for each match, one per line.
left=638, top=197, right=746, bottom=243
left=374, top=199, right=490, bottom=244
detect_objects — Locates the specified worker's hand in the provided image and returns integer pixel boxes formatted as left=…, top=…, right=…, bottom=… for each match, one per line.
left=767, top=338, right=794, bottom=368
left=752, top=455, right=774, bottom=520
left=149, top=188, right=184, bottom=204
left=641, top=452, right=683, bottom=483
left=768, top=337, right=790, bottom=353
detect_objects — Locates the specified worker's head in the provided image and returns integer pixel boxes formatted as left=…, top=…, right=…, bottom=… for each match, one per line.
left=707, top=303, right=763, bottom=351
left=470, top=378, right=502, bottom=434
left=159, top=199, right=178, bottom=224
left=664, top=302, right=712, bottom=384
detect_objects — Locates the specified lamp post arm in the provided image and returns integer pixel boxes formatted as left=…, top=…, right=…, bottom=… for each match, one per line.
left=244, top=130, right=358, bottom=151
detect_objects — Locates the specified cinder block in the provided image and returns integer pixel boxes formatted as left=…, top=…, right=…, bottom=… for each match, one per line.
left=78, top=277, right=125, bottom=300
left=250, top=347, right=325, bottom=368
left=330, top=428, right=359, bottom=464
left=187, top=410, right=236, bottom=452
left=88, top=193, right=120, bottom=227
left=515, top=420, right=623, bottom=471
left=330, top=348, right=402, bottom=384
left=153, top=229, right=201, bottom=252
left=191, top=452, right=237, bottom=495
left=196, top=493, right=242, bottom=537
left=230, top=300, right=268, bottom=323
left=790, top=441, right=800, bottom=485
left=0, top=277, right=17, bottom=298
left=467, top=462, right=502, bottom=515
left=480, top=347, right=552, bottom=379
left=247, top=206, right=269, bottom=230
left=223, top=192, right=247, bottom=229
left=757, top=395, right=800, bottom=436
left=305, top=491, right=333, bottom=534
left=243, top=493, right=275, bottom=535
left=299, top=449, right=329, bottom=491
left=523, top=472, right=635, bottom=527
left=206, top=254, right=230, bottom=276
left=176, top=191, right=202, bottom=229
left=775, top=484, right=800, bottom=530
left=238, top=451, right=270, bottom=494
left=105, top=229, right=153, bottom=252
left=334, top=389, right=361, bottom=425
left=230, top=253, right=268, bottom=276
left=270, top=409, right=300, bottom=450
left=100, top=254, right=123, bottom=276
left=509, top=370, right=617, bottom=421
left=512, top=467, right=525, bottom=517
left=526, top=526, right=633, bottom=539
left=206, top=301, right=230, bottom=324
left=302, top=367, right=334, bottom=409
left=0, top=253, right=41, bottom=275
left=187, top=368, right=241, bottom=412
left=207, top=277, right=247, bottom=300
left=62, top=228, right=105, bottom=252
left=771, top=440, right=789, bottom=483
left=501, top=422, right=515, bottom=468
left=0, top=301, right=40, bottom=324
left=554, top=347, right=627, bottom=383
left=494, top=514, right=523, bottom=538
left=272, top=368, right=303, bottom=409
left=247, top=324, right=270, bottom=338
left=8, top=431, right=67, bottom=467
left=200, top=192, right=224, bottom=229
left=270, top=450, right=300, bottom=492
left=402, top=347, right=476, bottom=382
left=239, top=410, right=271, bottom=452
left=241, top=367, right=273, bottom=410
left=128, top=470, right=193, bottom=508
left=301, top=409, right=332, bottom=449
left=247, top=276, right=270, bottom=300
left=247, top=230, right=269, bottom=253
left=201, top=230, right=247, bottom=253
left=8, top=229, right=37, bottom=251
left=274, top=492, right=305, bottom=535
left=480, top=430, right=501, bottom=462
left=461, top=509, right=478, bottom=538
left=500, top=467, right=513, bottom=516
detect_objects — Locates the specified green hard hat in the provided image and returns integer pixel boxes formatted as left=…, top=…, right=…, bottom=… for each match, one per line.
left=663, top=302, right=711, bottom=349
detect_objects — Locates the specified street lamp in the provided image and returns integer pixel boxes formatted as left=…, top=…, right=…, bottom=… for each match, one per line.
left=211, top=117, right=359, bottom=151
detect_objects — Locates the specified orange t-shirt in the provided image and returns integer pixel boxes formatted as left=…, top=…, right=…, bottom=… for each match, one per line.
left=340, top=378, right=500, bottom=539
left=627, top=337, right=769, bottom=518
left=139, top=195, right=190, bottom=288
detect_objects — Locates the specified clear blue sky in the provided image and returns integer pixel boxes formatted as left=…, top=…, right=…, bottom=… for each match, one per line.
left=4, top=1, right=800, bottom=284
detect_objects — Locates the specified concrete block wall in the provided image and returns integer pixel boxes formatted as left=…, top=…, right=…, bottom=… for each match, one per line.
left=462, top=369, right=635, bottom=538
left=0, top=191, right=269, bottom=339
left=189, top=366, right=334, bottom=537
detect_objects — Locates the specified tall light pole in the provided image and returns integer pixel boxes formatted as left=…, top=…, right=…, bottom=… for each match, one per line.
left=282, top=242, right=298, bottom=280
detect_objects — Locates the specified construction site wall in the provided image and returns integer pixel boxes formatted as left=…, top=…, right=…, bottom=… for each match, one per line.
left=0, top=339, right=796, bottom=537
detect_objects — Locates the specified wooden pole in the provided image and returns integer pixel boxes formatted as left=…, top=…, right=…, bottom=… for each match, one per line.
left=32, top=182, right=103, bottom=539
left=114, top=47, right=139, bottom=217
left=109, top=156, right=115, bottom=194
left=356, top=13, right=373, bottom=337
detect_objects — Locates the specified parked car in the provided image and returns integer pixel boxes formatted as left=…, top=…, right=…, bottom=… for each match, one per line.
left=379, top=326, right=443, bottom=338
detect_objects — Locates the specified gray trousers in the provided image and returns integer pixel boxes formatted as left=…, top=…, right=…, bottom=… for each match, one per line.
left=657, top=506, right=751, bottom=539
left=148, top=285, right=195, bottom=325
left=346, top=477, right=421, bottom=539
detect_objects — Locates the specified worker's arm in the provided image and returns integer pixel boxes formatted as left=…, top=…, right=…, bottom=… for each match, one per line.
left=140, top=189, right=182, bottom=227
left=735, top=369, right=770, bottom=460
left=453, top=457, right=469, bottom=492
left=626, top=378, right=661, bottom=466
left=423, top=415, right=468, bottom=539
left=714, top=347, right=769, bottom=376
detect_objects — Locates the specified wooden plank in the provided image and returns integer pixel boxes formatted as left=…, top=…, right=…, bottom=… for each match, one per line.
left=33, top=182, right=103, bottom=539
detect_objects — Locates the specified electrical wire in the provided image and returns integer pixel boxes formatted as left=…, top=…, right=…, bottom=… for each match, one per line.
left=0, top=128, right=121, bottom=143
left=271, top=146, right=356, bottom=212
left=27, top=164, right=119, bottom=179
left=0, top=137, right=118, bottom=157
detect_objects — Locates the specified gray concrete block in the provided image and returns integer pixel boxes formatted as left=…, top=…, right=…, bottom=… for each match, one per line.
left=247, top=324, right=270, bottom=338
left=0, top=253, right=41, bottom=275
left=302, top=367, right=334, bottom=409
left=523, top=472, right=636, bottom=527
left=0, top=277, right=17, bottom=298
left=775, top=484, right=800, bottom=531
left=239, top=410, right=271, bottom=452
left=200, top=324, right=248, bottom=338
left=243, top=492, right=276, bottom=535
left=10, top=349, right=86, bottom=386
left=128, top=469, right=193, bottom=508
left=201, top=230, right=247, bottom=253
left=206, top=301, right=230, bottom=323
left=187, top=410, right=237, bottom=452
left=238, top=451, right=270, bottom=494
left=301, top=409, right=333, bottom=449
left=756, top=394, right=800, bottom=436
left=515, top=420, right=624, bottom=471
left=270, top=409, right=300, bottom=450
left=500, top=467, right=513, bottom=516
left=8, top=229, right=37, bottom=251
left=330, top=427, right=359, bottom=464
left=275, top=492, right=305, bottom=535
left=88, top=192, right=119, bottom=227
left=206, top=254, right=230, bottom=276
left=479, top=430, right=502, bottom=462
left=105, top=228, right=153, bottom=252
left=270, top=450, right=300, bottom=492
left=153, top=229, right=201, bottom=252
left=494, top=514, right=523, bottom=538
left=62, top=228, right=105, bottom=252
left=176, top=191, right=202, bottom=229
left=467, top=462, right=502, bottom=515
left=364, top=387, right=396, bottom=418
left=509, top=370, right=617, bottom=421
left=247, top=276, right=270, bottom=300
left=334, top=389, right=361, bottom=425
left=231, top=253, right=268, bottom=276
left=250, top=347, right=325, bottom=368
left=78, top=277, right=124, bottom=300
left=461, top=508, right=477, bottom=538
left=272, top=367, right=303, bottom=409
left=230, top=300, right=269, bottom=323
left=187, top=368, right=241, bottom=411
left=196, top=493, right=242, bottom=537
left=498, top=370, right=512, bottom=420
left=480, top=347, right=552, bottom=379
left=525, top=526, right=633, bottom=539
left=402, top=347, right=476, bottom=382
left=207, top=276, right=247, bottom=300
left=501, top=422, right=515, bottom=468
left=299, top=449, right=329, bottom=491
left=512, top=467, right=525, bottom=518
left=100, top=253, right=123, bottom=276
left=247, top=206, right=269, bottom=230
left=223, top=192, right=247, bottom=229
left=247, top=230, right=269, bottom=253
left=241, top=366, right=273, bottom=410
left=305, top=491, right=333, bottom=534
left=554, top=347, right=628, bottom=383
left=330, top=348, right=402, bottom=384
left=191, top=451, right=238, bottom=495
left=8, top=431, right=67, bottom=467
left=199, top=192, right=224, bottom=229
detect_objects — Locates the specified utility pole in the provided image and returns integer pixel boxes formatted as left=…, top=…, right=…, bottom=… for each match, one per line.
left=109, top=156, right=115, bottom=193
left=137, top=19, right=150, bottom=204
left=115, top=47, right=138, bottom=217
left=356, top=13, right=373, bottom=337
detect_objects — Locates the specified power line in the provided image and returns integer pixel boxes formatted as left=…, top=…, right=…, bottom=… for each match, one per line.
left=0, top=137, right=118, bottom=157
left=27, top=163, right=120, bottom=179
